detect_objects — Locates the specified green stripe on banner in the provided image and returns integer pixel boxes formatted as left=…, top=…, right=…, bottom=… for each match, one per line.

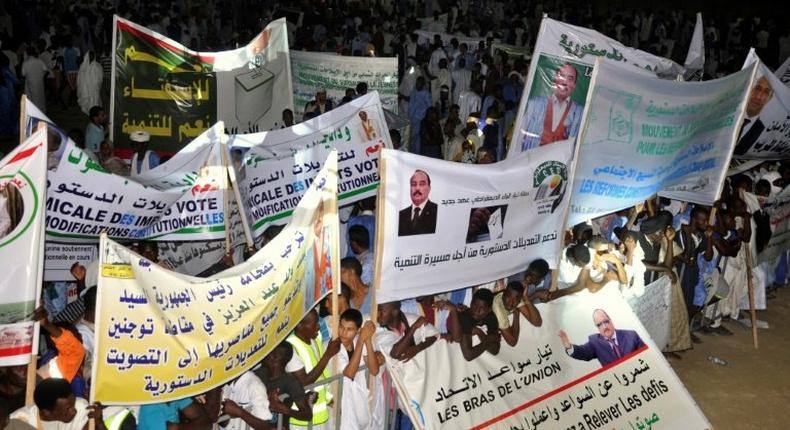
left=46, top=224, right=226, bottom=241
left=251, top=183, right=379, bottom=230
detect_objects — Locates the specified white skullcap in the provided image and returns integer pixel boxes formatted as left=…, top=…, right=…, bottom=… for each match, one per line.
left=130, top=130, right=151, bottom=143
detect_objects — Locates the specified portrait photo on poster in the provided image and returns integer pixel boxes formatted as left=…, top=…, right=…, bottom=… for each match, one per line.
left=0, top=182, right=24, bottom=241
left=519, top=55, right=592, bottom=152
left=465, top=204, right=508, bottom=243
left=398, top=169, right=438, bottom=236
left=559, top=308, right=646, bottom=367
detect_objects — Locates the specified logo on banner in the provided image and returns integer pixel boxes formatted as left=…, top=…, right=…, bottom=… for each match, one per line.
left=533, top=161, right=567, bottom=214
left=0, top=173, right=38, bottom=248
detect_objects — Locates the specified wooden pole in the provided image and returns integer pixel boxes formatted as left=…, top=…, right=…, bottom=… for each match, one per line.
left=19, top=95, right=27, bottom=145
left=743, top=243, right=759, bottom=349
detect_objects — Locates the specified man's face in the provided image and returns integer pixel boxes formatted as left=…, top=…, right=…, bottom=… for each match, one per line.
left=339, top=319, right=359, bottom=344
left=693, top=212, right=709, bottom=231
left=593, top=310, right=615, bottom=339
left=523, top=270, right=542, bottom=286
left=377, top=303, right=397, bottom=326
left=552, top=64, right=577, bottom=101
left=503, top=289, right=520, bottom=312
left=45, top=395, right=78, bottom=423
left=283, top=110, right=294, bottom=125
left=317, top=91, right=327, bottom=103
left=410, top=171, right=430, bottom=207
left=340, top=267, right=356, bottom=286
left=470, top=298, right=491, bottom=322
left=298, top=310, right=320, bottom=339
left=359, top=111, right=368, bottom=121
left=95, top=110, right=107, bottom=124
left=746, top=77, right=773, bottom=117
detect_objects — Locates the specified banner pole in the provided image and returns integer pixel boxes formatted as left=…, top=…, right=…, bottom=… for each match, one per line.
left=19, top=95, right=27, bottom=145
left=220, top=139, right=232, bottom=255
left=739, top=189, right=758, bottom=349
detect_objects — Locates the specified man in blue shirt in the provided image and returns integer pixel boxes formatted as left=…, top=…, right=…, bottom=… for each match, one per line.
left=137, top=398, right=210, bottom=430
left=84, top=106, right=105, bottom=156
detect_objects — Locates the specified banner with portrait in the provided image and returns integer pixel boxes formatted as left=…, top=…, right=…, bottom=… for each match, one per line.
left=375, top=140, right=573, bottom=303
left=230, top=92, right=391, bottom=241
left=290, top=51, right=398, bottom=120
left=0, top=128, right=47, bottom=366
left=111, top=16, right=292, bottom=153
left=388, top=285, right=710, bottom=430
left=507, top=18, right=685, bottom=157
left=91, top=152, right=339, bottom=404
left=732, top=50, right=790, bottom=160
left=46, top=123, right=229, bottom=242
left=567, top=61, right=756, bottom=227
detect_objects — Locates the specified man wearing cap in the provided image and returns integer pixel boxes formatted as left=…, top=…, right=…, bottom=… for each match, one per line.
left=635, top=211, right=678, bottom=285
left=129, top=130, right=160, bottom=177
left=304, top=89, right=333, bottom=122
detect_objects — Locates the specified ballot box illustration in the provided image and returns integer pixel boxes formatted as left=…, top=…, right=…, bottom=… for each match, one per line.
left=234, top=65, right=274, bottom=126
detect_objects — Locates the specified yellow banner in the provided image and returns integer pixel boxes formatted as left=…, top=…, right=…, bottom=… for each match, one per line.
left=91, top=152, right=339, bottom=404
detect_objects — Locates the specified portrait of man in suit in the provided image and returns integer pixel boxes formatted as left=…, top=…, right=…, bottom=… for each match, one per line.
left=559, top=309, right=645, bottom=367
left=734, top=76, right=773, bottom=156
left=520, top=62, right=585, bottom=152
left=398, top=169, right=438, bottom=236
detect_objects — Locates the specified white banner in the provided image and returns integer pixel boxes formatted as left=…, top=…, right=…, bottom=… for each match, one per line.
left=733, top=50, right=790, bottom=159
left=0, top=128, right=48, bottom=366
left=683, top=13, right=705, bottom=80
left=388, top=285, right=710, bottom=429
left=776, top=55, right=790, bottom=87
left=507, top=18, right=685, bottom=157
left=757, top=186, right=790, bottom=265
left=91, top=152, right=339, bottom=404
left=567, top=61, right=756, bottom=226
left=111, top=17, right=293, bottom=152
left=627, top=276, right=672, bottom=351
left=46, top=123, right=230, bottom=242
left=376, top=140, right=574, bottom=303
left=230, top=92, right=391, bottom=239
left=44, top=243, right=98, bottom=281
left=290, top=51, right=398, bottom=120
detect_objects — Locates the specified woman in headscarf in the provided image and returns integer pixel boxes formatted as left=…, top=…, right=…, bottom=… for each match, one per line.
left=77, top=51, right=103, bottom=115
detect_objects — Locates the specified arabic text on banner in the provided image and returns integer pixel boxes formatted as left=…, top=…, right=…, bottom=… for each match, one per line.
left=388, top=285, right=710, bottom=430
left=757, top=186, right=790, bottom=265
left=567, top=61, right=756, bottom=226
left=290, top=51, right=398, bottom=120
left=732, top=50, right=790, bottom=160
left=91, top=152, right=339, bottom=404
left=376, top=139, right=573, bottom=303
left=507, top=18, right=685, bottom=157
left=112, top=17, right=293, bottom=153
left=231, top=92, right=391, bottom=239
left=46, top=123, right=229, bottom=242
left=0, top=128, right=48, bottom=366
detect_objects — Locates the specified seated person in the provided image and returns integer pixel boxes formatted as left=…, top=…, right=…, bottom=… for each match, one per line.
left=440, top=289, right=501, bottom=361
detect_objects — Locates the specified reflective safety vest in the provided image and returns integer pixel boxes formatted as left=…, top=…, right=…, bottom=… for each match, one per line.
left=104, top=409, right=132, bottom=430
left=286, top=335, right=331, bottom=426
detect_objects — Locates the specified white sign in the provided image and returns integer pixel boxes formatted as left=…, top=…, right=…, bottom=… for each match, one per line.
left=388, top=285, right=710, bottom=429
left=376, top=140, right=574, bottom=303
left=0, top=128, right=48, bottom=365
left=567, top=60, right=756, bottom=226
left=231, top=92, right=391, bottom=239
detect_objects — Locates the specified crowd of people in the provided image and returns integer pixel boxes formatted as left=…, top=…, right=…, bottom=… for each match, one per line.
left=0, top=0, right=789, bottom=429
